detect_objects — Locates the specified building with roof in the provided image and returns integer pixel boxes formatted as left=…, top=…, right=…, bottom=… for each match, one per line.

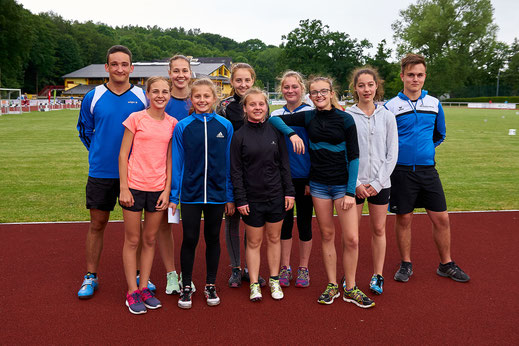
left=62, top=58, right=232, bottom=98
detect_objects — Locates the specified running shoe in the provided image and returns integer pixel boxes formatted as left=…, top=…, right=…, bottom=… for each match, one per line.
left=279, top=266, right=292, bottom=287
left=250, top=283, right=262, bottom=302
left=317, top=283, right=340, bottom=305
left=125, top=290, right=147, bottom=315
left=394, top=261, right=413, bottom=282
left=178, top=273, right=196, bottom=292
left=204, top=285, right=221, bottom=306
left=269, top=278, right=284, bottom=300
left=295, top=267, right=310, bottom=288
left=437, top=262, right=470, bottom=282
left=178, top=286, right=194, bottom=309
left=343, top=286, right=375, bottom=308
left=369, top=274, right=384, bottom=295
left=242, top=269, right=267, bottom=287
left=140, top=287, right=162, bottom=309
left=228, top=267, right=242, bottom=288
left=165, top=271, right=180, bottom=295
left=78, top=273, right=98, bottom=299
left=136, top=275, right=156, bottom=292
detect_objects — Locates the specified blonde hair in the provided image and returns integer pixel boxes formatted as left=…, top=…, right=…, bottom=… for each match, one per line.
left=189, top=78, right=218, bottom=112
left=277, top=70, right=306, bottom=103
left=168, top=54, right=191, bottom=71
left=308, top=76, right=341, bottom=109
left=241, top=88, right=269, bottom=121
left=230, top=63, right=256, bottom=96
left=349, top=66, right=384, bottom=103
left=145, top=76, right=170, bottom=93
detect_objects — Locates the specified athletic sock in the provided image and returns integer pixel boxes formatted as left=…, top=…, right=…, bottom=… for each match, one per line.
left=270, top=275, right=279, bottom=280
left=86, top=272, right=97, bottom=278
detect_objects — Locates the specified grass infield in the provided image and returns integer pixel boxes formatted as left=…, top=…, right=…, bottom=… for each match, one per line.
left=0, top=107, right=518, bottom=223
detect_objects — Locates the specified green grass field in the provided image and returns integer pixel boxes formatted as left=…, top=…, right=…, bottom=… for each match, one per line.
left=0, top=107, right=518, bottom=223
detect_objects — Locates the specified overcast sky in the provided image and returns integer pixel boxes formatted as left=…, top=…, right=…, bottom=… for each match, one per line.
left=16, top=0, right=518, bottom=50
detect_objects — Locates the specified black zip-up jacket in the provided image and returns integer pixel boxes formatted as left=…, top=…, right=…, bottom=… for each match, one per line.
left=217, top=94, right=245, bottom=131
left=230, top=120, right=295, bottom=207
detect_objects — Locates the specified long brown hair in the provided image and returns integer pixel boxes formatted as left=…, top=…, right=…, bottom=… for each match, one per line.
left=349, top=66, right=384, bottom=103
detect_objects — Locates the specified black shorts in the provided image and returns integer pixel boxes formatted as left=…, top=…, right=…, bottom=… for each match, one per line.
left=356, top=188, right=391, bottom=206
left=389, top=165, right=447, bottom=214
left=86, top=177, right=120, bottom=211
left=242, top=197, right=286, bottom=228
left=120, top=188, right=163, bottom=213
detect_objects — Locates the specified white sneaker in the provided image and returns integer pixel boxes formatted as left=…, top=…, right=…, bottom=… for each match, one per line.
left=269, top=278, right=284, bottom=300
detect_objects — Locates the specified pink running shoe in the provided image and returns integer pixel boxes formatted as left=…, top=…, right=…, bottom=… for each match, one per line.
left=295, top=267, right=310, bottom=287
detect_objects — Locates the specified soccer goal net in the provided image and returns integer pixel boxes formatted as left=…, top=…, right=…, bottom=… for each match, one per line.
left=0, top=88, right=22, bottom=115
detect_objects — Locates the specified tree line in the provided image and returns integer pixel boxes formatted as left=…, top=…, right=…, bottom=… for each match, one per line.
left=1, top=0, right=517, bottom=98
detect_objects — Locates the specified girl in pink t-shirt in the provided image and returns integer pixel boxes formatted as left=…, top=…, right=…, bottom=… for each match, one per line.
left=118, top=76, right=178, bottom=314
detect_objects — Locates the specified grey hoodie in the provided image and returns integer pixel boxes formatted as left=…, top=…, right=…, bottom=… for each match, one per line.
left=346, top=104, right=399, bottom=193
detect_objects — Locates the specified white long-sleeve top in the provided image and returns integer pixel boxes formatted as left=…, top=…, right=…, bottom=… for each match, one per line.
left=346, top=104, right=399, bottom=193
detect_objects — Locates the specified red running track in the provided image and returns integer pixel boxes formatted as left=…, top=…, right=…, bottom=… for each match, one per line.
left=1, top=211, right=518, bottom=344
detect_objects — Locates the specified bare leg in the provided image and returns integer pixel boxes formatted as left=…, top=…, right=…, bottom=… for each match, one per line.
left=138, top=211, right=164, bottom=291
left=298, top=239, right=312, bottom=268
left=368, top=203, right=388, bottom=275
left=427, top=210, right=452, bottom=264
left=312, top=197, right=337, bottom=285
left=395, top=213, right=413, bottom=262
left=157, top=213, right=176, bottom=272
left=280, top=238, right=292, bottom=267
left=122, top=210, right=142, bottom=293
left=334, top=199, right=359, bottom=290
left=86, top=209, right=110, bottom=273
left=265, top=221, right=283, bottom=277
left=245, top=225, right=264, bottom=284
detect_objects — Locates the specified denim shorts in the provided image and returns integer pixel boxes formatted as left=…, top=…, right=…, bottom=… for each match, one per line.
left=309, top=181, right=348, bottom=200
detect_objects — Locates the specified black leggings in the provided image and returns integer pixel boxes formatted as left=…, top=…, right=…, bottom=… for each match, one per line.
left=180, top=203, right=225, bottom=286
left=281, top=179, right=313, bottom=241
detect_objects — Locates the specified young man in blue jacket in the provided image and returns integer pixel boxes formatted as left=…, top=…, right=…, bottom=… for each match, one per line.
left=76, top=45, right=147, bottom=299
left=384, top=54, right=470, bottom=283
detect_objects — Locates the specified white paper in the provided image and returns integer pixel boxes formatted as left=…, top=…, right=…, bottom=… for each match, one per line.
left=168, top=208, right=180, bottom=223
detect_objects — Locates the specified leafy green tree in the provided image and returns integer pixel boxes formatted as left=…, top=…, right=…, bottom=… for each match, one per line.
left=366, top=40, right=401, bottom=98
left=280, top=19, right=369, bottom=91
left=392, top=0, right=498, bottom=96
left=0, top=0, right=32, bottom=88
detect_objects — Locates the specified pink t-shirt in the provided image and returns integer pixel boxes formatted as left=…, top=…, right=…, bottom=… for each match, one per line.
left=123, top=110, right=177, bottom=191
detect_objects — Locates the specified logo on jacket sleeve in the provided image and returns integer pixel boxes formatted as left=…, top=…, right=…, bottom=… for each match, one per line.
left=216, top=132, right=225, bottom=138
left=271, top=140, right=276, bottom=145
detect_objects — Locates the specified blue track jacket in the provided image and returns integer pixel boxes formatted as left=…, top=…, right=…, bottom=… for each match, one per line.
left=384, top=90, right=445, bottom=168
left=169, top=112, right=234, bottom=205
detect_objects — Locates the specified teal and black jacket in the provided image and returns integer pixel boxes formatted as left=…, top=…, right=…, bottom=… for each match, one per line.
left=269, top=107, right=359, bottom=197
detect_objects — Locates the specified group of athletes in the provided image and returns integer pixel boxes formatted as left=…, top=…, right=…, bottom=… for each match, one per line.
left=76, top=45, right=470, bottom=315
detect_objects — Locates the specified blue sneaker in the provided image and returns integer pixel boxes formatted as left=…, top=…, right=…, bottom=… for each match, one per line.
left=78, top=273, right=98, bottom=299
left=369, top=274, right=384, bottom=295
left=136, top=275, right=156, bottom=292
left=126, top=290, right=147, bottom=315
left=140, top=288, right=162, bottom=309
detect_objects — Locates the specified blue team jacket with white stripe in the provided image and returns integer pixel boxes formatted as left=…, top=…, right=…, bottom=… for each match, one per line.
left=169, top=112, right=234, bottom=205
left=384, top=90, right=445, bottom=167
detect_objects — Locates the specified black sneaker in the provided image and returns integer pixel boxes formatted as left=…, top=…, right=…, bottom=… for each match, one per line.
left=178, top=286, right=193, bottom=309
left=204, top=285, right=221, bottom=306
left=394, top=261, right=413, bottom=282
left=228, top=267, right=242, bottom=288
left=437, top=262, right=470, bottom=282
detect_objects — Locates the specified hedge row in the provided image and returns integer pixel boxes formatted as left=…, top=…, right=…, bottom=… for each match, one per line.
left=444, top=96, right=519, bottom=103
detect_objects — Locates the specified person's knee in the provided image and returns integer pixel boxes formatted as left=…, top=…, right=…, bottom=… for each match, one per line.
left=372, top=224, right=386, bottom=238
left=247, top=237, right=262, bottom=249
left=320, top=230, right=335, bottom=243
left=266, top=232, right=280, bottom=244
left=125, top=235, right=140, bottom=250
left=396, top=214, right=412, bottom=229
left=343, top=235, right=359, bottom=249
